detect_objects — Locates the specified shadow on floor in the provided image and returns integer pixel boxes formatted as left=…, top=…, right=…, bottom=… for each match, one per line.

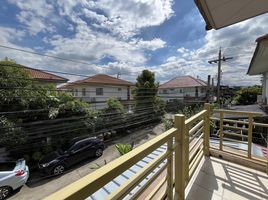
left=186, top=157, right=267, bottom=200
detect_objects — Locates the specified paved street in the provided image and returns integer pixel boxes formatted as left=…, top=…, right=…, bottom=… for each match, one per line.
left=9, top=123, right=164, bottom=200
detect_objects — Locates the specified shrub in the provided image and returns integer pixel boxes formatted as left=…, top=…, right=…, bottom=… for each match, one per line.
left=0, top=116, right=27, bottom=148
left=162, top=116, right=174, bottom=131
left=115, top=143, right=134, bottom=155
left=233, top=86, right=262, bottom=105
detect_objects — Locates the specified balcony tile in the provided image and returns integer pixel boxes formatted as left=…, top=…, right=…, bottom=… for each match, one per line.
left=187, top=157, right=266, bottom=200
left=194, top=171, right=224, bottom=196
left=222, top=181, right=263, bottom=200
left=200, top=157, right=228, bottom=179
left=186, top=183, right=222, bottom=200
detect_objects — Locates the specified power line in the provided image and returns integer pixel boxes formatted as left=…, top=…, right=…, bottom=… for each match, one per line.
left=0, top=44, right=111, bottom=70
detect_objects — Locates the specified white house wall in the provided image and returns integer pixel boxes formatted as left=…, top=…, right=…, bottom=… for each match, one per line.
left=70, top=85, right=132, bottom=103
left=158, top=87, right=206, bottom=102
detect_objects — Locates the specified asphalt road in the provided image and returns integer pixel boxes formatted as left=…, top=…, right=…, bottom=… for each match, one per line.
left=9, top=123, right=164, bottom=200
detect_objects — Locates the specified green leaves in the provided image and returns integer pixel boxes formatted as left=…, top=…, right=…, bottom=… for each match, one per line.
left=106, top=97, right=124, bottom=113
left=0, top=116, right=27, bottom=148
left=115, top=143, right=133, bottom=155
left=233, top=85, right=262, bottom=105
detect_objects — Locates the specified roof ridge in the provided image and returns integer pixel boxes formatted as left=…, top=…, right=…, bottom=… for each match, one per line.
left=159, top=75, right=206, bottom=89
left=64, top=73, right=134, bottom=87
left=19, top=64, right=68, bottom=81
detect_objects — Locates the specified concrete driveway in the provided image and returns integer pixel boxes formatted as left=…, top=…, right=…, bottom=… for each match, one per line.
left=9, top=123, right=164, bottom=200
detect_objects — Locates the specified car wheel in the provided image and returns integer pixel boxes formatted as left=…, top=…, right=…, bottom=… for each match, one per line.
left=0, top=186, right=12, bottom=200
left=53, top=165, right=65, bottom=175
left=95, top=148, right=103, bottom=157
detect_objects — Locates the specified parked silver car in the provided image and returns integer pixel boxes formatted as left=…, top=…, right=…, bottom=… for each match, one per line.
left=0, top=159, right=29, bottom=200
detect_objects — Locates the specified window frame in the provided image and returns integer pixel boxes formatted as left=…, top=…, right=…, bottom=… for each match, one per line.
left=96, top=88, right=103, bottom=96
left=82, top=88, right=86, bottom=97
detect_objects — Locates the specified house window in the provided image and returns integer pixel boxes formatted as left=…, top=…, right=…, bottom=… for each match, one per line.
left=75, top=89, right=78, bottom=97
left=180, top=89, right=183, bottom=93
left=96, top=88, right=103, bottom=96
left=118, top=88, right=122, bottom=91
left=82, top=88, right=86, bottom=96
left=163, top=89, right=167, bottom=94
left=71, top=89, right=74, bottom=96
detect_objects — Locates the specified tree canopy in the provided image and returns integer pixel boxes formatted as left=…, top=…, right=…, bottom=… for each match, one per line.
left=134, top=69, right=165, bottom=116
left=233, top=85, right=262, bottom=105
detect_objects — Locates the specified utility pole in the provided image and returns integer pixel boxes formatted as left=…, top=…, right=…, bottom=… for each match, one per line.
left=117, top=72, right=121, bottom=79
left=206, top=75, right=211, bottom=103
left=208, top=47, right=233, bottom=105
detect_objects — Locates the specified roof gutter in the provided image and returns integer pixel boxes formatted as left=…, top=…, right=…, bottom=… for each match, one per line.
left=194, top=0, right=215, bottom=30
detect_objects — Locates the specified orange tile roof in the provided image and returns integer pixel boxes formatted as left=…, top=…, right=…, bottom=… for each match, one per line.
left=159, top=76, right=207, bottom=89
left=62, top=74, right=134, bottom=88
left=22, top=65, right=68, bottom=83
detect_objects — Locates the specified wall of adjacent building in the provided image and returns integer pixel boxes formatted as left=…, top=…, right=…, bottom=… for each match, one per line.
left=158, top=87, right=206, bottom=102
left=68, top=84, right=133, bottom=109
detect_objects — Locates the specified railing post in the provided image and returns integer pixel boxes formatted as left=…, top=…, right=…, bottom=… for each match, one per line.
left=219, top=112, right=224, bottom=151
left=167, top=139, right=173, bottom=200
left=266, top=156, right=268, bottom=175
left=184, top=125, right=189, bottom=185
left=204, top=103, right=210, bottom=156
left=248, top=114, right=253, bottom=158
left=174, top=114, right=186, bottom=200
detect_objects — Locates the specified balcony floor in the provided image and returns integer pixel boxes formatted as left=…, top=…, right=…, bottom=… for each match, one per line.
left=186, top=157, right=268, bottom=200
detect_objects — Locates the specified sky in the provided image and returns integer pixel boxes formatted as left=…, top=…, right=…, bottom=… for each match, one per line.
left=0, top=0, right=267, bottom=86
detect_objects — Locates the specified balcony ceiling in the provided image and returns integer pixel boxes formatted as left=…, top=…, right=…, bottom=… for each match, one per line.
left=195, top=0, right=268, bottom=30
left=248, top=35, right=268, bottom=75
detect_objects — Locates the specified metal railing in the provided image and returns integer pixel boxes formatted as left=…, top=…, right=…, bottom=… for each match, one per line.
left=45, top=104, right=267, bottom=200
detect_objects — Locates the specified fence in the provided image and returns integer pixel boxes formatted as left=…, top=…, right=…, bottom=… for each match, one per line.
left=45, top=103, right=268, bottom=200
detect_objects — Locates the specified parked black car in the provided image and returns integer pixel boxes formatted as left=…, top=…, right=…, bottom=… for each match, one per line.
left=38, top=137, right=105, bottom=175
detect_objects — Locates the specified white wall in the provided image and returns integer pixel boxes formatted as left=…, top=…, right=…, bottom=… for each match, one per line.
left=69, top=84, right=132, bottom=103
left=158, top=87, right=206, bottom=102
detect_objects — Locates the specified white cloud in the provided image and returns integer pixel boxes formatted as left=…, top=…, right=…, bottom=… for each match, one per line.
left=93, top=0, right=174, bottom=38
left=0, top=27, right=25, bottom=43
left=8, top=0, right=56, bottom=35
left=155, top=13, right=268, bottom=86
left=2, top=0, right=267, bottom=87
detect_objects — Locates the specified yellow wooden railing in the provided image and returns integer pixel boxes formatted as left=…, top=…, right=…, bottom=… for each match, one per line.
left=45, top=103, right=267, bottom=200
left=210, top=108, right=268, bottom=174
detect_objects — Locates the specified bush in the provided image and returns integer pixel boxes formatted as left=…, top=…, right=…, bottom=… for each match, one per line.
left=233, top=86, right=262, bottom=105
left=32, top=151, right=43, bottom=162
left=105, top=97, right=124, bottom=113
left=162, top=116, right=174, bottom=131
left=0, top=116, right=27, bottom=148
left=115, top=143, right=134, bottom=155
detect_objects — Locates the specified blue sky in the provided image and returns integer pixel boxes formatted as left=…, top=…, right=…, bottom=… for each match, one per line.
left=0, top=0, right=267, bottom=86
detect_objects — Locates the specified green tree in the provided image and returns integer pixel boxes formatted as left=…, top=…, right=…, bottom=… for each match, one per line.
left=0, top=116, right=27, bottom=148
left=134, top=70, right=165, bottom=117
left=105, top=97, right=124, bottom=113
left=0, top=60, right=97, bottom=161
left=233, top=86, right=262, bottom=105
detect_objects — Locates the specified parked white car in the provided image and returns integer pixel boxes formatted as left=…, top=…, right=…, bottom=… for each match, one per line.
left=0, top=159, right=29, bottom=200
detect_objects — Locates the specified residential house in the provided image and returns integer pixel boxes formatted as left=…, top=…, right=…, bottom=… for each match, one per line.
left=22, top=65, right=68, bottom=86
left=62, top=74, right=135, bottom=109
left=248, top=34, right=268, bottom=106
left=158, top=76, right=207, bottom=102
